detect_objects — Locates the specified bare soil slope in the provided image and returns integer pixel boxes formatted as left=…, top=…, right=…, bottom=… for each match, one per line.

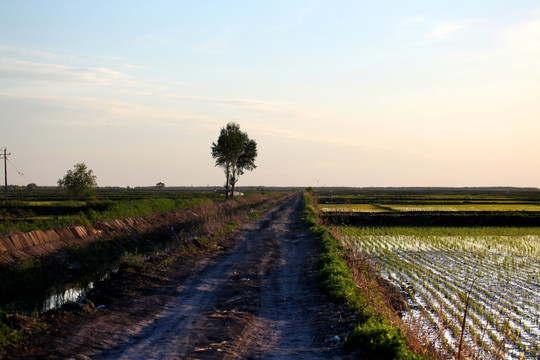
left=10, top=194, right=356, bottom=359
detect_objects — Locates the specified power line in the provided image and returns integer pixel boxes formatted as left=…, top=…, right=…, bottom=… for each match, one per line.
left=7, top=158, right=25, bottom=177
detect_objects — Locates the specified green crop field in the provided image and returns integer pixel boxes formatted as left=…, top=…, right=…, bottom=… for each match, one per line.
left=320, top=203, right=540, bottom=213
left=314, top=188, right=540, bottom=359
left=0, top=187, right=231, bottom=234
left=318, top=203, right=389, bottom=213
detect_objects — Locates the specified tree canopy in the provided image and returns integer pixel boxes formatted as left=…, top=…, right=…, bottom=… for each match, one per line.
left=57, top=162, right=97, bottom=200
left=211, top=122, right=257, bottom=199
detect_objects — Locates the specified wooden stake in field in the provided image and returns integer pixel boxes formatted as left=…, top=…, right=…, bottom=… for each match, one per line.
left=456, top=277, right=478, bottom=360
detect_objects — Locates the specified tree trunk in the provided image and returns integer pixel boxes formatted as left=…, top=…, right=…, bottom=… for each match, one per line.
left=224, top=164, right=230, bottom=200
left=230, top=167, right=237, bottom=199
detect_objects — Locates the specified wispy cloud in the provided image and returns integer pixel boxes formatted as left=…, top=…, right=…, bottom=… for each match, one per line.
left=0, top=58, right=126, bottom=84
left=0, top=58, right=166, bottom=92
left=162, top=94, right=288, bottom=109
left=0, top=92, right=210, bottom=128
left=120, top=63, right=145, bottom=70
left=249, top=122, right=361, bottom=148
left=0, top=45, right=59, bottom=59
left=425, top=21, right=466, bottom=40
left=400, top=16, right=468, bottom=41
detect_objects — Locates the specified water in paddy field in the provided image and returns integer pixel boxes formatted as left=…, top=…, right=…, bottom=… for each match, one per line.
left=339, top=230, right=540, bottom=360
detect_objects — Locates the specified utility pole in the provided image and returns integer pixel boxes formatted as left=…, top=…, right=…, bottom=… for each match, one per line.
left=1, top=147, right=10, bottom=202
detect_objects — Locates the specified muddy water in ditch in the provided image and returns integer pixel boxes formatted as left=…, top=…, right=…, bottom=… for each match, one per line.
left=4, top=249, right=164, bottom=314
left=4, top=276, right=103, bottom=315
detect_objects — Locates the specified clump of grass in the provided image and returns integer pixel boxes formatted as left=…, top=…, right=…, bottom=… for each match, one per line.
left=118, top=253, right=145, bottom=274
left=0, top=311, right=23, bottom=348
left=220, top=221, right=239, bottom=234
left=346, top=316, right=418, bottom=360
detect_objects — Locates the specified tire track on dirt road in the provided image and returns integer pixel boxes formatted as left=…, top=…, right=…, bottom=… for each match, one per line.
left=93, top=199, right=284, bottom=360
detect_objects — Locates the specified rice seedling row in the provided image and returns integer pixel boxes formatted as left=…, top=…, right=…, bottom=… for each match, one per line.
left=320, top=203, right=540, bottom=213
left=337, top=226, right=540, bottom=359
left=318, top=203, right=388, bottom=213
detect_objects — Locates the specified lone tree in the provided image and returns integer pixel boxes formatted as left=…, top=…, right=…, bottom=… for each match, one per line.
left=57, top=162, right=97, bottom=200
left=211, top=122, right=257, bottom=199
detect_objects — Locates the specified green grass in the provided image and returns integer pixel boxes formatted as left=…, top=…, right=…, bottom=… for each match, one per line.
left=0, top=311, right=24, bottom=348
left=0, top=194, right=217, bottom=234
left=118, top=253, right=146, bottom=274
left=346, top=316, right=421, bottom=360
left=303, top=193, right=423, bottom=359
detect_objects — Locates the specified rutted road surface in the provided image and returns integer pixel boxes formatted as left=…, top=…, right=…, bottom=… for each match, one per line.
left=15, top=194, right=356, bottom=359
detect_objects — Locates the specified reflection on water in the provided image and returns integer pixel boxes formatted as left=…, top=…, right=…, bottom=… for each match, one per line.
left=43, top=283, right=93, bottom=312
left=3, top=269, right=115, bottom=315
left=4, top=282, right=93, bottom=315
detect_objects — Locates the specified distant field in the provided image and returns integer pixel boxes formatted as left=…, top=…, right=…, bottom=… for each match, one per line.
left=316, top=188, right=540, bottom=205
left=320, top=203, right=540, bottom=213
left=318, top=204, right=388, bottom=213
left=386, top=204, right=540, bottom=212
left=0, top=188, right=225, bottom=234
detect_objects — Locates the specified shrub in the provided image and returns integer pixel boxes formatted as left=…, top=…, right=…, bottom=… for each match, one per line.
left=346, top=316, right=421, bottom=360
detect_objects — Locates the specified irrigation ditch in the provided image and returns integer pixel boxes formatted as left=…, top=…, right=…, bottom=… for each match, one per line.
left=0, top=192, right=290, bottom=317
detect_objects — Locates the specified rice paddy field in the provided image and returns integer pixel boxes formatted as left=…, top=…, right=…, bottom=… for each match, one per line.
left=316, top=188, right=540, bottom=359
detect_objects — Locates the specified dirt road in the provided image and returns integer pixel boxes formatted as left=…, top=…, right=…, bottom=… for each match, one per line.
left=13, top=194, right=355, bottom=359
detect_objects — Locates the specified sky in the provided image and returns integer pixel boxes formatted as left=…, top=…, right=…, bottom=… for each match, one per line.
left=1, top=1, right=539, bottom=188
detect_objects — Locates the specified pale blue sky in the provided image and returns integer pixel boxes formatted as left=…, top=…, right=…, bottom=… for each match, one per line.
left=1, top=1, right=539, bottom=187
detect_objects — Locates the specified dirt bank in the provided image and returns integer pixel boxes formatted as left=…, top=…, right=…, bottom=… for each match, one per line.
left=0, top=196, right=274, bottom=266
